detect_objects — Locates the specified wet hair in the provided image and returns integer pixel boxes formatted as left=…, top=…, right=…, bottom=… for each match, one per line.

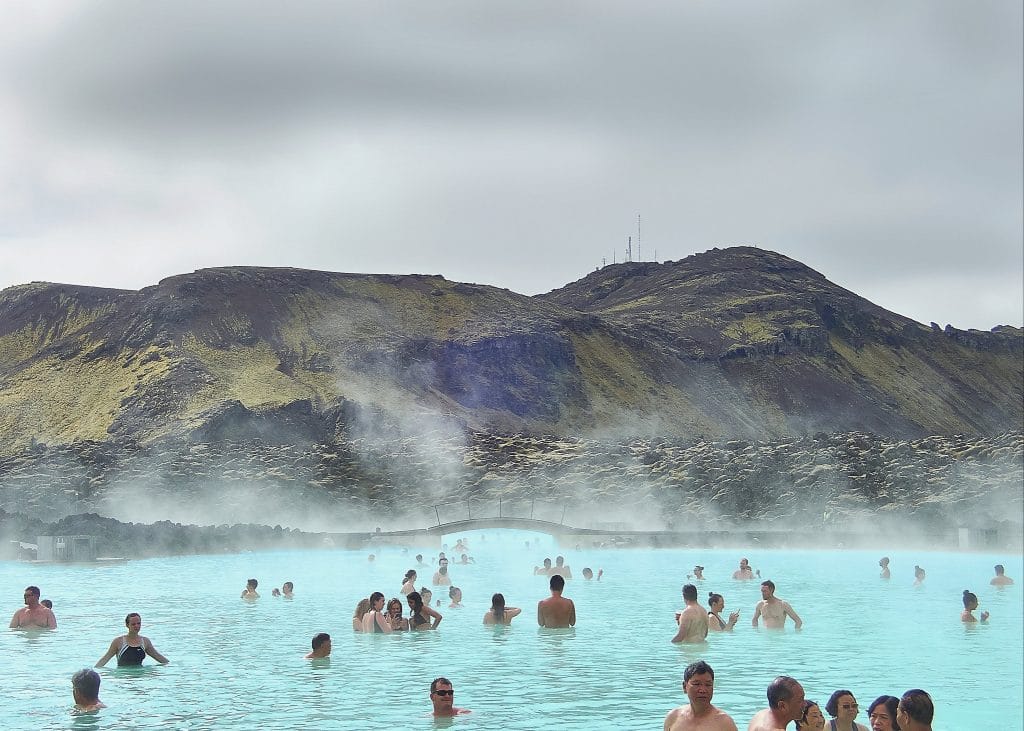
left=41, top=599, right=52, bottom=609
left=761, top=579, right=775, bottom=592
left=962, top=589, right=978, bottom=608
left=387, top=597, right=403, bottom=613
left=72, top=668, right=101, bottom=701
left=550, top=574, right=565, bottom=591
left=404, top=569, right=417, bottom=583
left=868, top=696, right=900, bottom=727
left=826, top=689, right=855, bottom=717
left=407, top=591, right=424, bottom=612
left=899, top=689, right=933, bottom=724
left=995, top=564, right=1005, bottom=575
left=448, top=586, right=461, bottom=600
left=283, top=582, right=293, bottom=591
left=353, top=598, right=370, bottom=619
left=24, top=586, right=40, bottom=598
left=797, top=700, right=821, bottom=730
left=543, top=557, right=552, bottom=566
left=490, top=593, right=506, bottom=617
left=415, top=554, right=423, bottom=561
left=369, top=591, right=385, bottom=607
left=430, top=676, right=452, bottom=693
left=582, top=568, right=593, bottom=578
left=311, top=632, right=330, bottom=650
left=767, top=676, right=801, bottom=709
left=708, top=592, right=723, bottom=607
left=246, top=578, right=258, bottom=589
left=683, top=660, right=714, bottom=683
left=124, top=612, right=141, bottom=626
left=682, top=584, right=698, bottom=601
left=914, top=565, right=925, bottom=577
left=420, top=588, right=433, bottom=602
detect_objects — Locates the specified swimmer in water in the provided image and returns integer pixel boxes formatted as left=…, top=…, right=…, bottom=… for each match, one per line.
left=241, top=578, right=259, bottom=600
left=749, top=676, right=806, bottom=731
left=991, top=564, right=1014, bottom=586
left=671, top=584, right=709, bottom=644
left=752, top=580, right=802, bottom=630
left=483, top=593, right=521, bottom=625
left=537, top=574, right=576, bottom=628
left=282, top=582, right=293, bottom=598
left=960, top=589, right=989, bottom=623
left=72, top=669, right=106, bottom=713
left=305, top=632, right=331, bottom=659
left=432, top=562, right=452, bottom=586
left=706, top=592, right=739, bottom=632
left=581, top=567, right=603, bottom=581
left=448, top=586, right=463, bottom=608
left=691, top=565, right=705, bottom=580
left=534, top=557, right=552, bottom=575
left=878, top=557, right=890, bottom=580
left=95, top=613, right=169, bottom=667
left=430, top=677, right=471, bottom=716
left=663, top=660, right=738, bottom=731
left=795, top=700, right=826, bottom=731
left=732, top=558, right=754, bottom=580
left=352, top=598, right=370, bottom=632
left=406, top=591, right=442, bottom=630
left=401, top=570, right=418, bottom=595
left=913, top=565, right=925, bottom=586
left=550, top=555, right=572, bottom=579
left=10, top=585, right=57, bottom=629
left=386, top=598, right=408, bottom=631
left=362, top=592, right=393, bottom=633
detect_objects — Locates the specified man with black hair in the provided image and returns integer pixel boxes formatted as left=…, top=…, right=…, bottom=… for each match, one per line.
left=671, top=584, right=709, bottom=644
left=896, top=689, right=933, bottom=731
left=430, top=677, right=470, bottom=716
left=304, top=633, right=331, bottom=659
left=747, top=676, right=805, bottom=731
left=537, top=574, right=575, bottom=628
left=72, top=669, right=106, bottom=712
left=664, top=660, right=738, bottom=731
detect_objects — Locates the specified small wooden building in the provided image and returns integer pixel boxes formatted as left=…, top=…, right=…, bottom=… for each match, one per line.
left=37, top=535, right=97, bottom=562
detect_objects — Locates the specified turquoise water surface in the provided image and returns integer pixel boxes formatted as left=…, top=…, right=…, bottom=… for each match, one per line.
left=2, top=530, right=1021, bottom=730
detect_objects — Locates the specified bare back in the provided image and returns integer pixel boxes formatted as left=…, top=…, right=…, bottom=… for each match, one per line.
left=537, top=595, right=576, bottom=628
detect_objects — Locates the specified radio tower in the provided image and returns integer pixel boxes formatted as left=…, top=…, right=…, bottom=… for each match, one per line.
left=637, top=214, right=641, bottom=262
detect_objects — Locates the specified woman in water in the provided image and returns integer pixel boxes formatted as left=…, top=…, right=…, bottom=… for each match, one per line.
left=352, top=598, right=370, bottom=632
left=386, top=597, right=408, bottom=631
left=401, top=570, right=417, bottom=595
left=961, top=589, right=989, bottom=622
left=483, top=593, right=521, bottom=625
left=406, top=591, right=443, bottom=630
left=824, top=690, right=869, bottom=731
left=95, top=613, right=170, bottom=667
left=362, top=592, right=393, bottom=633
left=796, top=700, right=826, bottom=731
left=706, top=592, right=739, bottom=631
left=448, top=586, right=463, bottom=608
left=420, top=587, right=435, bottom=608
left=913, top=565, right=925, bottom=585
left=866, top=695, right=901, bottom=731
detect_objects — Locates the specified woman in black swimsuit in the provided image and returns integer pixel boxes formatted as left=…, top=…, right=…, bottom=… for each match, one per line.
left=406, top=591, right=442, bottom=630
left=95, top=613, right=170, bottom=667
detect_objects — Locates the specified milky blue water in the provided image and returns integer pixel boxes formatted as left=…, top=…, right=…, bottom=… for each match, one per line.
left=2, top=530, right=1020, bottom=730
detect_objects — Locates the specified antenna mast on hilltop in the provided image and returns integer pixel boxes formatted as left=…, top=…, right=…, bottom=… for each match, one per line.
left=637, top=214, right=641, bottom=262
left=627, top=236, right=632, bottom=263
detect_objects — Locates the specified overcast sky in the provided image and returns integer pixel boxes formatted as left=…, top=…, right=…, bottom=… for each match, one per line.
left=1, top=1, right=1020, bottom=329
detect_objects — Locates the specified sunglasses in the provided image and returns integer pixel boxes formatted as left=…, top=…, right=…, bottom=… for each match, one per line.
left=433, top=689, right=454, bottom=697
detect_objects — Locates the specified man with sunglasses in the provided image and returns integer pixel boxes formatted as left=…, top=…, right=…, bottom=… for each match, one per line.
left=430, top=677, right=471, bottom=717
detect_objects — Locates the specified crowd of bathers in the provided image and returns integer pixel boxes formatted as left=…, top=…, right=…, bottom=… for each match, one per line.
left=9, top=541, right=1016, bottom=724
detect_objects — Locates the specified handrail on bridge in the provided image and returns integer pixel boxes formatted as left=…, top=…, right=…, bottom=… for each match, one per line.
left=432, top=498, right=568, bottom=528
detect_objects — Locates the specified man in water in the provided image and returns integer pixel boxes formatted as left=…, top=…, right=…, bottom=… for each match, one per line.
left=691, top=565, right=705, bottom=580
left=415, top=554, right=428, bottom=567
left=534, top=557, right=552, bottom=575
left=10, top=585, right=57, bottom=629
left=663, top=660, right=738, bottom=731
left=991, top=564, right=1014, bottom=586
left=429, top=677, right=471, bottom=716
left=732, top=558, right=754, bottom=580
left=304, top=632, right=331, bottom=659
left=537, top=574, right=576, bottom=628
left=879, top=557, right=891, bottom=579
left=432, top=559, right=452, bottom=586
left=549, top=555, right=573, bottom=579
left=895, top=689, right=933, bottom=731
left=671, top=584, right=709, bottom=644
left=71, top=668, right=106, bottom=712
left=747, top=676, right=805, bottom=731
left=751, top=580, right=802, bottom=629
left=240, top=578, right=259, bottom=599
left=581, top=567, right=603, bottom=581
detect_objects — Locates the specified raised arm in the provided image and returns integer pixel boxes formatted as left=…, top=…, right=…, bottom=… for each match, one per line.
left=506, top=607, right=522, bottom=619
left=95, top=637, right=119, bottom=667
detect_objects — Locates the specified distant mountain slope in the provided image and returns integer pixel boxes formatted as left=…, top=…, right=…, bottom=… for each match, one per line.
left=540, top=247, right=1023, bottom=436
left=0, top=248, right=1019, bottom=457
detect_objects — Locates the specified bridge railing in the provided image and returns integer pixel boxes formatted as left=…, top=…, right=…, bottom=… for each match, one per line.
left=430, top=498, right=569, bottom=527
